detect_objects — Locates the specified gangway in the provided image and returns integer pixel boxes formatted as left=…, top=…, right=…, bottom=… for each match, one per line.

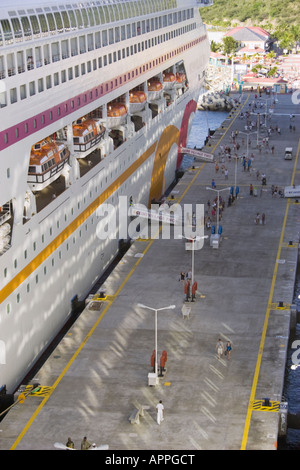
left=179, top=146, right=214, bottom=162
left=129, top=203, right=182, bottom=225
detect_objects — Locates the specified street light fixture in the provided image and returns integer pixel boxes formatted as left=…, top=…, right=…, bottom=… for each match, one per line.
left=239, top=130, right=257, bottom=156
left=177, top=234, right=208, bottom=285
left=137, top=303, right=175, bottom=383
left=206, top=186, right=231, bottom=234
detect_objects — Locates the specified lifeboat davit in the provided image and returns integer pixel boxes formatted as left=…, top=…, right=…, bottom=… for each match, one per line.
left=129, top=91, right=147, bottom=113
left=147, top=79, right=163, bottom=101
left=73, top=117, right=105, bottom=153
left=176, top=72, right=186, bottom=87
left=28, top=137, right=70, bottom=191
left=163, top=72, right=176, bottom=89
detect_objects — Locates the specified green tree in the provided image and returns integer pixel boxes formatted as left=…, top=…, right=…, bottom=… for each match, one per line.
left=222, top=36, right=239, bottom=55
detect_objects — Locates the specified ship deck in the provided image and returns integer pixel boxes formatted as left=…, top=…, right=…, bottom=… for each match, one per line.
left=1, top=91, right=300, bottom=452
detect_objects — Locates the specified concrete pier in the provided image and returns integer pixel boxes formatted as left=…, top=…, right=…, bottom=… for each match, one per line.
left=0, top=92, right=300, bottom=451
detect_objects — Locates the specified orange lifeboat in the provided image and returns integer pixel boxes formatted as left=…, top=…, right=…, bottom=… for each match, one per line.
left=176, top=72, right=186, bottom=87
left=147, top=79, right=163, bottom=101
left=163, top=72, right=176, bottom=89
left=28, top=137, right=70, bottom=191
left=107, top=102, right=128, bottom=127
left=129, top=91, right=147, bottom=113
left=72, top=117, right=105, bottom=154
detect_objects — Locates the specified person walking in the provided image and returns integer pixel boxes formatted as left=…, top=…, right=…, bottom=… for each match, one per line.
left=216, top=338, right=224, bottom=359
left=81, top=436, right=91, bottom=450
left=261, top=213, right=265, bottom=225
left=156, top=400, right=164, bottom=425
left=225, top=341, right=232, bottom=360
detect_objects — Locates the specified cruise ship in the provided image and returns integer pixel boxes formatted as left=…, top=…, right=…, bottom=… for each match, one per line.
left=0, top=0, right=210, bottom=394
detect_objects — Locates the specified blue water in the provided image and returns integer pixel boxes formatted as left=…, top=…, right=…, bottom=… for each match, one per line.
left=181, top=110, right=228, bottom=170
left=279, top=271, right=300, bottom=450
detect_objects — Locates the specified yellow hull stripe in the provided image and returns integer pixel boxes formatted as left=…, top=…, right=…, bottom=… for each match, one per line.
left=0, top=141, right=156, bottom=304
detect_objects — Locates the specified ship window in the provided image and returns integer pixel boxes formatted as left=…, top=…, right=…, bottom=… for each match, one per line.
left=10, top=88, right=17, bottom=104
left=102, top=5, right=110, bottom=23
left=109, top=28, right=114, bottom=45
left=121, top=25, right=125, bottom=40
left=1, top=20, right=13, bottom=44
left=36, top=274, right=39, bottom=284
left=27, top=283, right=30, bottom=293
left=4, top=267, right=7, bottom=278
left=54, top=72, right=59, bottom=86
left=38, top=78, right=44, bottom=92
left=95, top=31, right=101, bottom=49
left=113, top=4, right=119, bottom=21
left=92, top=7, right=100, bottom=25
left=20, top=85, right=27, bottom=100
left=98, top=6, right=105, bottom=24
left=132, top=23, right=136, bottom=38
left=54, top=12, right=63, bottom=32
left=46, top=13, right=56, bottom=34
left=81, top=8, right=89, bottom=28
left=46, top=75, right=52, bottom=89
left=75, top=65, right=79, bottom=77
left=121, top=3, right=128, bottom=19
left=108, top=4, right=115, bottom=22
left=75, top=10, right=83, bottom=29
left=102, top=30, right=108, bottom=46
left=61, top=70, right=66, bottom=83
left=30, top=15, right=40, bottom=37
left=38, top=14, right=48, bottom=34
left=11, top=18, right=22, bottom=41
left=87, top=7, right=95, bottom=27
left=6, top=304, right=11, bottom=314
left=17, top=293, right=20, bottom=303
left=61, top=11, right=70, bottom=31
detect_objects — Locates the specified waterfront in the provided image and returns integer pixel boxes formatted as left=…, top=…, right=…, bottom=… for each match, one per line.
left=0, top=91, right=298, bottom=450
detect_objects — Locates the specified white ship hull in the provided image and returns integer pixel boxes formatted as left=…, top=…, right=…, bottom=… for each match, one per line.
left=0, top=0, right=210, bottom=393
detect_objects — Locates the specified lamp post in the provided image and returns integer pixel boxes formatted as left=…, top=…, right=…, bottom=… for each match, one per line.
left=206, top=187, right=231, bottom=234
left=239, top=130, right=257, bottom=156
left=137, top=303, right=175, bottom=382
left=177, top=234, right=208, bottom=285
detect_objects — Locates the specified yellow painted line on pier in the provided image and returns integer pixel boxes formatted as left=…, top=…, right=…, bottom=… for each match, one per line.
left=241, top=133, right=300, bottom=450
left=10, top=162, right=206, bottom=450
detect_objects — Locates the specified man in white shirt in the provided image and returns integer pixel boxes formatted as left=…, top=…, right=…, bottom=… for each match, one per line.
left=156, top=400, right=164, bottom=425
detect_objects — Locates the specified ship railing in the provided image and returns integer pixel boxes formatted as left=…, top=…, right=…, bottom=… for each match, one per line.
left=0, top=205, right=11, bottom=226
left=73, top=132, right=105, bottom=153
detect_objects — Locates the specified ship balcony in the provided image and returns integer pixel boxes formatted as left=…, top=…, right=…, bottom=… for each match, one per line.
left=73, top=129, right=105, bottom=154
